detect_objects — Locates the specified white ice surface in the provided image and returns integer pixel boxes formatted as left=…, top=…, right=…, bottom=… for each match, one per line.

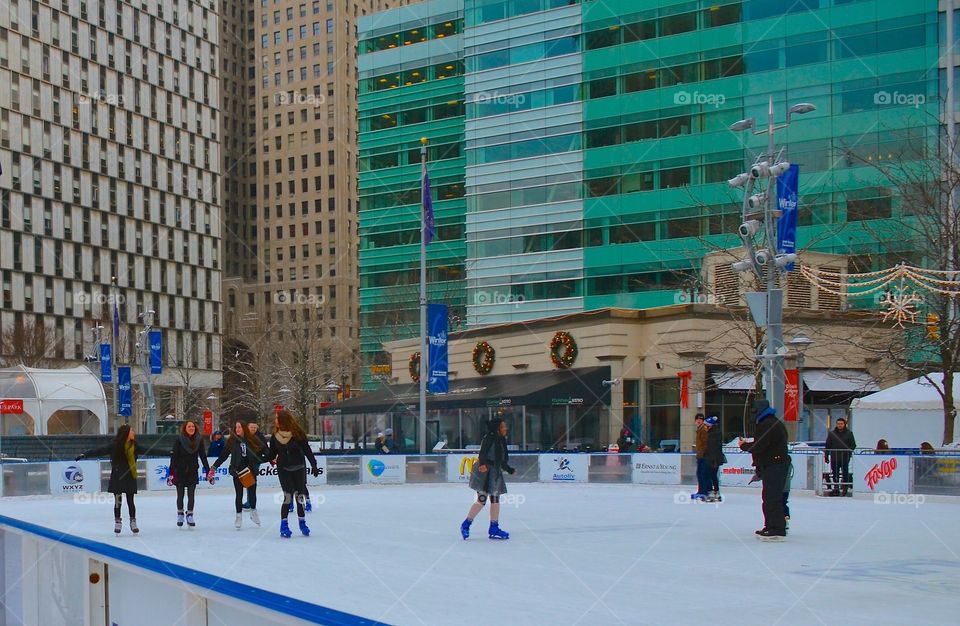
left=3, top=483, right=959, bottom=626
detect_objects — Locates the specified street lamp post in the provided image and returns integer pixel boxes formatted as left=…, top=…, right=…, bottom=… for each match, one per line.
left=136, top=310, right=158, bottom=434
left=789, top=334, right=815, bottom=440
left=730, top=96, right=816, bottom=418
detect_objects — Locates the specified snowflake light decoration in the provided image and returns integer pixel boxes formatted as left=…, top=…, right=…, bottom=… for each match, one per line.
left=879, top=288, right=923, bottom=328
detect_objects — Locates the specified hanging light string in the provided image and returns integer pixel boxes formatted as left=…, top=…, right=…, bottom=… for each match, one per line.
left=799, top=263, right=960, bottom=297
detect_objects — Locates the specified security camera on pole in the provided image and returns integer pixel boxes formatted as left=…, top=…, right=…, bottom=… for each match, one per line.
left=729, top=96, right=815, bottom=418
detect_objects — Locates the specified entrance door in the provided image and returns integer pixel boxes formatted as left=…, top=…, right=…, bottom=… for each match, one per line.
left=427, top=419, right=441, bottom=451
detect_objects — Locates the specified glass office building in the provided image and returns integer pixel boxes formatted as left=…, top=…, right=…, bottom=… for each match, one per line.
left=359, top=0, right=942, bottom=387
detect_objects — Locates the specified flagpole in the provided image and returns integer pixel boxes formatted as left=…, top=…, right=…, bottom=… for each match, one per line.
left=419, top=137, right=428, bottom=455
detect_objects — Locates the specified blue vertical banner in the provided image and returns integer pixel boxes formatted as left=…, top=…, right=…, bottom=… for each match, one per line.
left=149, top=329, right=163, bottom=375
left=117, top=366, right=133, bottom=417
left=99, top=343, right=112, bottom=383
left=426, top=303, right=448, bottom=394
left=776, top=164, right=800, bottom=271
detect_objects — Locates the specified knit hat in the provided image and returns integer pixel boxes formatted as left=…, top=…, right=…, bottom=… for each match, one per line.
left=704, top=416, right=718, bottom=426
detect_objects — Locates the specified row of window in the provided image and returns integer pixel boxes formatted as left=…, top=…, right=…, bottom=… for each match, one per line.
left=361, top=100, right=464, bottom=132
left=360, top=141, right=462, bottom=171
left=361, top=224, right=464, bottom=249
left=361, top=60, right=464, bottom=93
left=261, top=40, right=335, bottom=70
left=582, top=2, right=741, bottom=49
left=359, top=179, right=465, bottom=212
left=361, top=265, right=465, bottom=288
left=359, top=18, right=462, bottom=53
left=260, top=19, right=334, bottom=48
left=264, top=219, right=339, bottom=242
left=261, top=1, right=329, bottom=27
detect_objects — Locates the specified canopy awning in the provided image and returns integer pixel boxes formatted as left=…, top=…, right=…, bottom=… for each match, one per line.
left=802, top=369, right=879, bottom=393
left=324, top=366, right=611, bottom=414
left=712, top=370, right=756, bottom=391
left=0, top=365, right=108, bottom=434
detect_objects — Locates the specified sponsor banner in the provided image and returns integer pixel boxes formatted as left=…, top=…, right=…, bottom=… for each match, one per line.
left=631, top=454, right=681, bottom=485
left=776, top=163, right=799, bottom=270
left=0, top=399, right=24, bottom=414
left=361, top=455, right=406, bottom=484
left=854, top=454, right=909, bottom=493
left=49, top=461, right=100, bottom=495
left=427, top=303, right=448, bottom=394
left=784, top=369, right=799, bottom=422
left=149, top=329, right=163, bottom=374
left=251, top=458, right=328, bottom=488
left=117, top=366, right=132, bottom=417
left=538, top=454, right=588, bottom=483
left=100, top=343, right=112, bottom=382
left=446, top=454, right=479, bottom=483
left=203, top=409, right=213, bottom=436
left=146, top=459, right=176, bottom=491
left=199, top=460, right=233, bottom=490
left=719, top=453, right=809, bottom=489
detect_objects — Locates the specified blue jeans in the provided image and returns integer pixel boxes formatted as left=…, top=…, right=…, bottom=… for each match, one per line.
left=695, top=458, right=709, bottom=495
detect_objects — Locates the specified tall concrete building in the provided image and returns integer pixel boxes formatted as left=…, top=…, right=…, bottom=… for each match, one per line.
left=0, top=0, right=223, bottom=434
left=220, top=0, right=411, bottom=420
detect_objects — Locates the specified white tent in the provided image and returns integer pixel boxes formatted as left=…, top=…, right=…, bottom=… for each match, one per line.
left=0, top=365, right=108, bottom=435
left=849, top=374, right=960, bottom=448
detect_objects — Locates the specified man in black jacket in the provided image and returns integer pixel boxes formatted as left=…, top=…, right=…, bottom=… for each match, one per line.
left=825, top=417, right=856, bottom=496
left=740, top=399, right=789, bottom=540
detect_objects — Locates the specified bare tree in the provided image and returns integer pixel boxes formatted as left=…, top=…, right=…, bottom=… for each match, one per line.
left=165, top=343, right=213, bottom=423
left=0, top=317, right=59, bottom=368
left=221, top=332, right=282, bottom=426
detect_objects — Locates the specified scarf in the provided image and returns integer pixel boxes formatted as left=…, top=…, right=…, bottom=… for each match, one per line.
left=179, top=434, right=201, bottom=455
left=274, top=430, right=293, bottom=445
left=124, top=440, right=138, bottom=480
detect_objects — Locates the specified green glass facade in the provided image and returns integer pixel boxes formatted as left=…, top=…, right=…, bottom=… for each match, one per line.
left=359, top=0, right=941, bottom=387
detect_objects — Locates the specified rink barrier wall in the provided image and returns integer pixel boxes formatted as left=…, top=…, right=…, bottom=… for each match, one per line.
left=0, top=513, right=381, bottom=626
left=4, top=452, right=960, bottom=497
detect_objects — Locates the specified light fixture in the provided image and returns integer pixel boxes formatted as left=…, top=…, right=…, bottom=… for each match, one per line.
left=729, top=118, right=755, bottom=132
left=789, top=334, right=815, bottom=354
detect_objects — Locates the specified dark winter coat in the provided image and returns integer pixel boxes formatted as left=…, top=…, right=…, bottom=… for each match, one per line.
left=267, top=433, right=318, bottom=473
left=253, top=432, right=269, bottom=462
left=740, top=409, right=788, bottom=470
left=825, top=427, right=857, bottom=463
left=375, top=439, right=390, bottom=454
left=169, top=435, right=210, bottom=487
left=469, top=432, right=514, bottom=496
left=617, top=431, right=634, bottom=453
left=705, top=427, right=727, bottom=468
left=207, top=437, right=225, bottom=458
left=80, top=441, right=146, bottom=495
left=695, top=424, right=708, bottom=458
left=212, top=435, right=268, bottom=477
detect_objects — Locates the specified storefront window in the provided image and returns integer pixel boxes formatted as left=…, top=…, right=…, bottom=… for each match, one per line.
left=646, top=379, right=680, bottom=450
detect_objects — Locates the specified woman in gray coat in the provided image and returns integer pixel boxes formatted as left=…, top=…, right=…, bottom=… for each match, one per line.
left=460, top=418, right=515, bottom=540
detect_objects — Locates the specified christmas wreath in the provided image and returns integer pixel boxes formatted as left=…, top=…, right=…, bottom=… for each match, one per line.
left=549, top=331, right=578, bottom=368
left=409, top=351, right=420, bottom=384
left=472, top=341, right=495, bottom=375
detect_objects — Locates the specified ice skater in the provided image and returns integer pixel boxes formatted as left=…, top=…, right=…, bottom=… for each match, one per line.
left=242, top=421, right=270, bottom=510
left=266, top=410, right=320, bottom=538
left=692, top=413, right=709, bottom=500
left=76, top=424, right=146, bottom=535
left=460, top=418, right=515, bottom=540
left=208, top=420, right=267, bottom=529
left=739, top=400, right=790, bottom=541
left=703, top=416, right=726, bottom=502
left=825, top=417, right=856, bottom=496
left=167, top=420, right=209, bottom=528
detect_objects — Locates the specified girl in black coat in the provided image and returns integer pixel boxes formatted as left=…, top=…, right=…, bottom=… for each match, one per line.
left=266, top=409, right=319, bottom=538
left=167, top=420, right=209, bottom=528
left=703, top=416, right=727, bottom=502
left=461, top=418, right=515, bottom=540
left=208, top=420, right=268, bottom=529
left=77, top=424, right=146, bottom=535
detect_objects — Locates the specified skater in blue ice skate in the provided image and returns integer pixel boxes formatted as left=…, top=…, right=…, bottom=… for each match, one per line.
left=460, top=418, right=515, bottom=540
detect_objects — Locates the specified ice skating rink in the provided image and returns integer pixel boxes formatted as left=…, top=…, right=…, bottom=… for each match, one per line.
left=4, top=483, right=958, bottom=625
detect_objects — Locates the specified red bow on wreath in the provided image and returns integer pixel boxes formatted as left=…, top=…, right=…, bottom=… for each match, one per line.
left=677, top=371, right=693, bottom=409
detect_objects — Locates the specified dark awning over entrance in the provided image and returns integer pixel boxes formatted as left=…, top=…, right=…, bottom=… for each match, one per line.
left=323, top=366, right=611, bottom=414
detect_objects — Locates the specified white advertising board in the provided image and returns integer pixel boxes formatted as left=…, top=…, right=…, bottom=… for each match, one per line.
left=538, top=454, right=589, bottom=483
left=48, top=461, right=100, bottom=495
left=446, top=454, right=479, bottom=483
left=631, top=454, right=681, bottom=485
left=361, top=455, right=406, bottom=484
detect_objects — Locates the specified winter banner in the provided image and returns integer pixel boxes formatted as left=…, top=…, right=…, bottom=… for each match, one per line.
left=49, top=461, right=101, bottom=495
left=362, top=455, right=406, bottom=484
left=784, top=369, right=799, bottom=422
left=538, top=454, right=589, bottom=483
left=100, top=343, right=112, bottom=383
left=446, top=454, right=479, bottom=483
left=117, top=366, right=132, bottom=417
left=149, top=329, right=163, bottom=375
left=631, top=454, right=682, bottom=485
left=427, top=303, right=448, bottom=394
left=776, top=164, right=799, bottom=270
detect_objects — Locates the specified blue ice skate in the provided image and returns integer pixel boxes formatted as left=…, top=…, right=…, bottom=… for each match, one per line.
left=280, top=519, right=292, bottom=538
left=460, top=518, right=472, bottom=540
left=298, top=518, right=311, bottom=536
left=488, top=521, right=509, bottom=540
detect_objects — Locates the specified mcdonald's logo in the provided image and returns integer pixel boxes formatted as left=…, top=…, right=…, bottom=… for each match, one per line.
left=459, top=456, right=478, bottom=477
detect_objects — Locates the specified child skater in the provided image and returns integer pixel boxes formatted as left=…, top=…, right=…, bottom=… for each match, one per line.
left=267, top=410, right=320, bottom=538
left=208, top=420, right=267, bottom=529
left=167, top=419, right=209, bottom=528
left=460, top=417, right=515, bottom=540
left=77, top=424, right=146, bottom=535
